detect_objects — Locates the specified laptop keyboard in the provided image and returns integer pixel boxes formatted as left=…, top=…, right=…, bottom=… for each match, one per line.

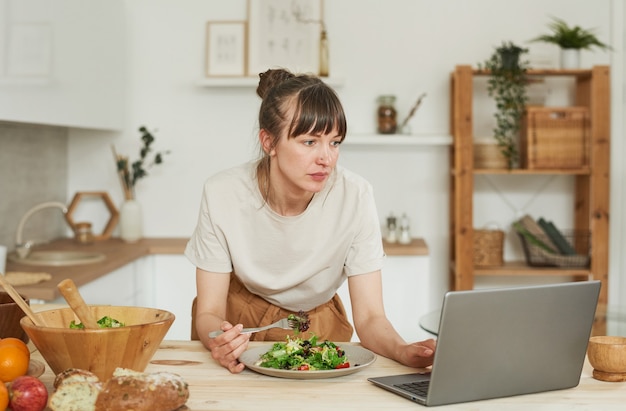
left=395, top=380, right=430, bottom=397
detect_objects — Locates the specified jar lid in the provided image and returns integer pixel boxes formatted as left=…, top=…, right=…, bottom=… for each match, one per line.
left=75, top=222, right=92, bottom=229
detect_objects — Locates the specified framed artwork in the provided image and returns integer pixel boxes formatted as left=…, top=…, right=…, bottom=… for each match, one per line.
left=247, top=0, right=322, bottom=76
left=205, top=21, right=247, bottom=77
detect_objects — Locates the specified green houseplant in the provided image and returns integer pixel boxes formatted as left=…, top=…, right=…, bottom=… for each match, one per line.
left=530, top=17, right=611, bottom=68
left=478, top=41, right=530, bottom=169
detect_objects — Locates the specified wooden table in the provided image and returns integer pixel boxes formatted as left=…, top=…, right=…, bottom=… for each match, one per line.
left=31, top=341, right=626, bottom=410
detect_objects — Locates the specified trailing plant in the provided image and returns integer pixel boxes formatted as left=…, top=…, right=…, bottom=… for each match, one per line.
left=478, top=42, right=530, bottom=169
left=530, top=16, right=611, bottom=50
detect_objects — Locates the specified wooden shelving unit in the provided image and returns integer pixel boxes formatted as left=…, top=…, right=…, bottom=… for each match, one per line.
left=449, top=65, right=610, bottom=307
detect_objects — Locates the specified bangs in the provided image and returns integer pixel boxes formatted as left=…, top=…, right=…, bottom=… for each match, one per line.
left=287, top=85, right=347, bottom=140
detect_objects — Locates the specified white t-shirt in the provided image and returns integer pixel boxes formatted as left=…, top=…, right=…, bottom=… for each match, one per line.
left=185, top=161, right=385, bottom=311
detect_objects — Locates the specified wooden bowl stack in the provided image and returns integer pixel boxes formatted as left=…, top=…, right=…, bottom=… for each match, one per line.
left=587, top=336, right=626, bottom=382
left=20, top=305, right=174, bottom=380
left=0, top=291, right=30, bottom=343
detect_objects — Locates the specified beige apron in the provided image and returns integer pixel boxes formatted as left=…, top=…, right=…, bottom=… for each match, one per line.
left=226, top=275, right=354, bottom=341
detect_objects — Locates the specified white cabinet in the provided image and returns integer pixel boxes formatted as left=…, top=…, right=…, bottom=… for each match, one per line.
left=0, top=0, right=125, bottom=129
left=49, top=261, right=141, bottom=306
left=138, top=255, right=196, bottom=341
left=46, top=252, right=431, bottom=342
left=337, top=255, right=432, bottom=342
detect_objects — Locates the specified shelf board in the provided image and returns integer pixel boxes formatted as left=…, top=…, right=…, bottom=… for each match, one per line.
left=472, top=167, right=591, bottom=175
left=196, top=76, right=345, bottom=88
left=345, top=134, right=452, bottom=146
left=473, top=261, right=591, bottom=277
left=383, top=238, right=429, bottom=256
left=472, top=68, right=593, bottom=79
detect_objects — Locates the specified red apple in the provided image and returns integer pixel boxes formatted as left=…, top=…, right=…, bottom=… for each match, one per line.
left=8, top=376, right=48, bottom=411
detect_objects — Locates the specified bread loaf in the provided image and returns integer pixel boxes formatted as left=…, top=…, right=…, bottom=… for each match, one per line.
left=95, top=370, right=189, bottom=411
left=48, top=381, right=101, bottom=411
left=53, top=368, right=102, bottom=390
left=48, top=367, right=189, bottom=411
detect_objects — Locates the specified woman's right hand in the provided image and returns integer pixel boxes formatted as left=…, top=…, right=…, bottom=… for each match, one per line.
left=207, top=322, right=251, bottom=373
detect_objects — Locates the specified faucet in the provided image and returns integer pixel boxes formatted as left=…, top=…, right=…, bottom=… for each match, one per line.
left=15, top=201, right=68, bottom=258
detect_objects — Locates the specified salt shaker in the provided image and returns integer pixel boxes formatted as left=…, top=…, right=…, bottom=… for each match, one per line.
left=399, top=213, right=411, bottom=245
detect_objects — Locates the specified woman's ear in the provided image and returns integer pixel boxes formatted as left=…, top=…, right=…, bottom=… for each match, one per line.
left=259, top=129, right=275, bottom=155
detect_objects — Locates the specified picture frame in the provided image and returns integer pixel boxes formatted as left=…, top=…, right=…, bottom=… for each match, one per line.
left=246, top=0, right=322, bottom=76
left=205, top=21, right=247, bottom=77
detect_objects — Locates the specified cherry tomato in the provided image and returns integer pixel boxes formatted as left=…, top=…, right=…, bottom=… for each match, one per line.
left=298, top=364, right=310, bottom=371
left=335, top=362, right=350, bottom=369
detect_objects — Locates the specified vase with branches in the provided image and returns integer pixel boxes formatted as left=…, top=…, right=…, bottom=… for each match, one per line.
left=112, top=126, right=170, bottom=200
left=111, top=125, right=169, bottom=242
left=478, top=41, right=530, bottom=169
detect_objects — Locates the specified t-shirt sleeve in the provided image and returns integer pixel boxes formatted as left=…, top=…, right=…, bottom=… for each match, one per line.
left=185, top=180, right=233, bottom=274
left=343, top=182, right=385, bottom=276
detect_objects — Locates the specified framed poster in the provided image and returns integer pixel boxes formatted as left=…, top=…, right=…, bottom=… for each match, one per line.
left=205, top=21, right=247, bottom=77
left=247, top=0, right=322, bottom=76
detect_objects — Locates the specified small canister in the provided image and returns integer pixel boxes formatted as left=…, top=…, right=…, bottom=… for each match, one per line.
left=75, top=222, right=95, bottom=244
left=377, top=95, right=397, bottom=134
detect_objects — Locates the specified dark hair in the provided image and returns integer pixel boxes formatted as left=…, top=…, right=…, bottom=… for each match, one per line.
left=256, top=68, right=347, bottom=143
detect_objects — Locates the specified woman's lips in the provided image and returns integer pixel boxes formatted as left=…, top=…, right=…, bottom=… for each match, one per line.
left=309, top=172, right=327, bottom=182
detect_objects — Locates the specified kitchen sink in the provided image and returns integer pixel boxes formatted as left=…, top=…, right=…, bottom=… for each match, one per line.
left=8, top=251, right=106, bottom=267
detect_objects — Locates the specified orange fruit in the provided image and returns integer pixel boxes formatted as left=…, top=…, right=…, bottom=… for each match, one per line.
left=0, top=345, right=29, bottom=383
left=0, top=338, right=30, bottom=360
left=0, top=382, right=8, bottom=411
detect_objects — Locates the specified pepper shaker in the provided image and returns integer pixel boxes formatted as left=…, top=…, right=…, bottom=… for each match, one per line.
left=386, top=213, right=398, bottom=243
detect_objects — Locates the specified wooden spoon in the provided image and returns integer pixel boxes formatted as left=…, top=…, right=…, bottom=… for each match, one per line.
left=0, top=272, right=45, bottom=327
left=57, top=278, right=99, bottom=329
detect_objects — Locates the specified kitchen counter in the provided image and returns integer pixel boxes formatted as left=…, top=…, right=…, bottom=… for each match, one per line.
left=7, top=238, right=188, bottom=301
left=7, top=237, right=428, bottom=301
left=30, top=340, right=626, bottom=410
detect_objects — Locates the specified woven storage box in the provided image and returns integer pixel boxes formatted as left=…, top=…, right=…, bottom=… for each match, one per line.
left=520, top=107, right=590, bottom=169
left=517, top=230, right=590, bottom=268
left=473, top=229, right=504, bottom=267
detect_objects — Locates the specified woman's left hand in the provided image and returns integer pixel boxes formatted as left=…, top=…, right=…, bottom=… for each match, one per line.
left=399, top=338, right=437, bottom=368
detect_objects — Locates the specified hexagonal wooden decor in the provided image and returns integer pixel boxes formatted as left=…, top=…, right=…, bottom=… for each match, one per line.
left=65, top=192, right=119, bottom=241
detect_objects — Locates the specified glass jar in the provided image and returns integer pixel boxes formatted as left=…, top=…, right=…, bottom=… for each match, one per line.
left=377, top=95, right=397, bottom=134
left=75, top=222, right=95, bottom=244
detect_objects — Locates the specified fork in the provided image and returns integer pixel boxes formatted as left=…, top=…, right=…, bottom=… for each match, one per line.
left=208, top=317, right=298, bottom=338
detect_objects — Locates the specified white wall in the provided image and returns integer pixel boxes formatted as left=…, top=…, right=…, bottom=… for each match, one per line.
left=64, top=1, right=621, bottom=308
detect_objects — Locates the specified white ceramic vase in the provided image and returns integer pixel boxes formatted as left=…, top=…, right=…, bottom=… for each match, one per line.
left=119, top=198, right=143, bottom=243
left=560, top=49, right=581, bottom=69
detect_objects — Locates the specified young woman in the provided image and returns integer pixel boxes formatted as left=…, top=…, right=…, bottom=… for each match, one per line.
left=185, top=68, right=435, bottom=373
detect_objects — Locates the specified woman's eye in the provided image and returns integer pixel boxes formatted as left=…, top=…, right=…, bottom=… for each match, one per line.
left=331, top=141, right=342, bottom=147
left=303, top=140, right=315, bottom=146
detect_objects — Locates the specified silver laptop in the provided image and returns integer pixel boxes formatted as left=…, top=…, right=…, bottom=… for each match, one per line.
left=368, top=281, right=600, bottom=406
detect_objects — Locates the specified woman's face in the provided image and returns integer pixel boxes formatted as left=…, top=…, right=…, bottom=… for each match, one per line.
left=269, top=127, right=342, bottom=196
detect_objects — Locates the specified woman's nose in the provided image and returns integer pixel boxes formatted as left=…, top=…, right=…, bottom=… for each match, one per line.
left=317, top=146, right=331, bottom=164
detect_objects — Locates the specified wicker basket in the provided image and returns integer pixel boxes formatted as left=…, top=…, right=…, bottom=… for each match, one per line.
left=517, top=230, right=590, bottom=268
left=473, top=228, right=504, bottom=267
left=474, top=139, right=508, bottom=169
left=520, top=107, right=590, bottom=169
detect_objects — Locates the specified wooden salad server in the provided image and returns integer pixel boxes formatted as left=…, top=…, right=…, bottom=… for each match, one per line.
left=57, top=278, right=99, bottom=329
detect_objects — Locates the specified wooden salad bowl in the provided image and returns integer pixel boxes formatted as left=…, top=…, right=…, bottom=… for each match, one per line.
left=20, top=305, right=174, bottom=380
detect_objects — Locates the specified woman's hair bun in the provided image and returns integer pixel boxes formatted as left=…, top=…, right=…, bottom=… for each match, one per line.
left=256, top=69, right=296, bottom=99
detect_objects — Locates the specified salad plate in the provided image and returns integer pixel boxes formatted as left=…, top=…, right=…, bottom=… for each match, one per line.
left=240, top=344, right=376, bottom=379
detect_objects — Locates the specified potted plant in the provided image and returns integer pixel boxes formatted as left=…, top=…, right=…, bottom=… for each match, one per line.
left=478, top=41, right=530, bottom=169
left=530, top=17, right=611, bottom=69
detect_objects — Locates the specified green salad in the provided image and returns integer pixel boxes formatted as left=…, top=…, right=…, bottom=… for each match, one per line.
left=255, top=335, right=350, bottom=371
left=69, top=316, right=125, bottom=329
